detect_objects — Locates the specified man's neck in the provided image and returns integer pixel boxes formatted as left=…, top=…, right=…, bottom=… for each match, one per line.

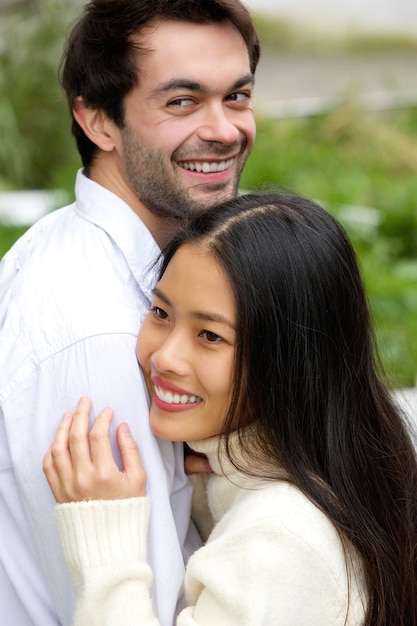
left=88, top=152, right=173, bottom=248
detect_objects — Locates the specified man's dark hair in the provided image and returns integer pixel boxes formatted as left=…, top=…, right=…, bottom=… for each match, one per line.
left=61, top=0, right=260, bottom=168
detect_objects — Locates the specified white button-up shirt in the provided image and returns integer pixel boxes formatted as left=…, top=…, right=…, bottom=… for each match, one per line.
left=0, top=170, right=200, bottom=626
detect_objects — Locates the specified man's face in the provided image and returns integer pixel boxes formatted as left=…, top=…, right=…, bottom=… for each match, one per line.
left=118, top=19, right=256, bottom=219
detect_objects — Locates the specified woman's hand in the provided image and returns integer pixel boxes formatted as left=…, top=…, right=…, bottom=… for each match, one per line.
left=43, top=397, right=146, bottom=503
left=184, top=444, right=213, bottom=475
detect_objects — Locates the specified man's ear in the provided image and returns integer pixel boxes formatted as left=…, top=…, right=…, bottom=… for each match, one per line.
left=73, top=96, right=116, bottom=152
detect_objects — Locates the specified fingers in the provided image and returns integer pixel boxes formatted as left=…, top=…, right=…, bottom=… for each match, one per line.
left=43, top=411, right=75, bottom=503
left=184, top=453, right=213, bottom=475
left=44, top=398, right=147, bottom=502
left=44, top=397, right=95, bottom=503
left=68, top=396, right=92, bottom=466
left=117, top=423, right=147, bottom=497
left=88, top=406, right=115, bottom=471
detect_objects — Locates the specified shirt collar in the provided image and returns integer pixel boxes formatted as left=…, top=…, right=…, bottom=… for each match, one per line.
left=74, top=170, right=160, bottom=302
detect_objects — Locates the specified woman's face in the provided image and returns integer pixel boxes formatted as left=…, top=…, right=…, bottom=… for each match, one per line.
left=137, top=243, right=236, bottom=442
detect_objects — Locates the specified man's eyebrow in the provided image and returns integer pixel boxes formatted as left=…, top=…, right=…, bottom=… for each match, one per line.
left=232, top=74, right=255, bottom=90
left=150, top=73, right=255, bottom=98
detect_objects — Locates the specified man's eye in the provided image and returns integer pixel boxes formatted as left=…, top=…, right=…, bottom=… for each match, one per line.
left=168, top=97, right=195, bottom=108
left=151, top=306, right=168, bottom=320
left=200, top=330, right=223, bottom=343
left=226, top=91, right=250, bottom=103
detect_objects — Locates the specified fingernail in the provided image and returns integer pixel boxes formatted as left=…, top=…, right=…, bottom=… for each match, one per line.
left=119, top=422, right=131, bottom=436
left=61, top=411, right=72, bottom=422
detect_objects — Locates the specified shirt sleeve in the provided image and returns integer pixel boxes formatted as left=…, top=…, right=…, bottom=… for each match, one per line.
left=1, top=333, right=192, bottom=626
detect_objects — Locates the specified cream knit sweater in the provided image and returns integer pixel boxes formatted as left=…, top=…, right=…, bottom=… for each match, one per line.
left=56, top=436, right=366, bottom=625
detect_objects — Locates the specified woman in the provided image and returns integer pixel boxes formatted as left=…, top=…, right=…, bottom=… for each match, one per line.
left=44, top=192, right=417, bottom=625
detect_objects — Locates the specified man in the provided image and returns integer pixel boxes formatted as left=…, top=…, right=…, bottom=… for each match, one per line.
left=0, top=1, right=259, bottom=625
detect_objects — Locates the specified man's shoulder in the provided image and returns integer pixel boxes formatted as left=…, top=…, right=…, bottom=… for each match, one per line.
left=0, top=205, right=147, bottom=369
left=1, top=203, right=74, bottom=274
left=0, top=200, right=143, bottom=297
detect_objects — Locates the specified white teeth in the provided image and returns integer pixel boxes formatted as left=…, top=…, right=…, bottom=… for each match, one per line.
left=180, top=159, right=233, bottom=173
left=155, top=386, right=202, bottom=405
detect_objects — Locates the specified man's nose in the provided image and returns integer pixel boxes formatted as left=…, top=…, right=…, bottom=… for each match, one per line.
left=196, top=104, right=240, bottom=145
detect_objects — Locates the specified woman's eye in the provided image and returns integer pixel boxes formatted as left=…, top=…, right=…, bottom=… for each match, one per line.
left=200, top=330, right=223, bottom=343
left=151, top=306, right=168, bottom=320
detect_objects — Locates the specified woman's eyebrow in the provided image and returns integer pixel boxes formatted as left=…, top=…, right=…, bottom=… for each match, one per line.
left=153, top=287, right=235, bottom=329
left=191, top=311, right=235, bottom=330
left=152, top=286, right=171, bottom=306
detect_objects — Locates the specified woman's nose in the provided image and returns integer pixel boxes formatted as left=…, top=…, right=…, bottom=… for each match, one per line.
left=151, top=329, right=191, bottom=376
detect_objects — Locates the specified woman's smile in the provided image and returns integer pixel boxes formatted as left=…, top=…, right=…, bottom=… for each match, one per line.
left=152, top=376, right=203, bottom=410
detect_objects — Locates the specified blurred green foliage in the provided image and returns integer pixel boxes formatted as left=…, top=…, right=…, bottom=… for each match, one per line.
left=0, top=2, right=416, bottom=387
left=0, top=0, right=81, bottom=193
left=240, top=107, right=417, bottom=387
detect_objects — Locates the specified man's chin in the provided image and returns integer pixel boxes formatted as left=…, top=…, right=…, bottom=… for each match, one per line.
left=190, top=182, right=239, bottom=209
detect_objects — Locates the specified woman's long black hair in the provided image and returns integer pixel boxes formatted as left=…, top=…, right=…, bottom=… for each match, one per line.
left=159, top=191, right=417, bottom=625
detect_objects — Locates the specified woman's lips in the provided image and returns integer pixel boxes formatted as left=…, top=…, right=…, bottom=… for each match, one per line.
left=151, top=376, right=202, bottom=412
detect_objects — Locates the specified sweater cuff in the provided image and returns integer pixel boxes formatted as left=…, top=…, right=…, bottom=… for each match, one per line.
left=55, top=497, right=150, bottom=570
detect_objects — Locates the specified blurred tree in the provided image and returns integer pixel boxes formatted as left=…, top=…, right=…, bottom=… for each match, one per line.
left=0, top=0, right=81, bottom=192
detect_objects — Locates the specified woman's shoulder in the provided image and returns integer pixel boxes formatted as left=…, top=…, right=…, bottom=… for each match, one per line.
left=191, top=480, right=366, bottom=623
left=235, top=479, right=338, bottom=533
left=214, top=479, right=352, bottom=573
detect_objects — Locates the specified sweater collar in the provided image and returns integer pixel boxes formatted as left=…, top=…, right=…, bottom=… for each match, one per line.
left=188, top=432, right=287, bottom=484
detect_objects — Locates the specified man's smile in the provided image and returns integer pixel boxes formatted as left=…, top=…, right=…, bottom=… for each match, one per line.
left=178, top=158, right=234, bottom=173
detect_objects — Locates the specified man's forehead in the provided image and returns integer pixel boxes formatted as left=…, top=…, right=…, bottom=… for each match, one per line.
left=131, top=19, right=251, bottom=88
left=132, top=18, right=248, bottom=57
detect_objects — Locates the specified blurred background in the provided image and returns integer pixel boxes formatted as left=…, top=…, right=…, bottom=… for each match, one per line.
left=1, top=0, right=417, bottom=390
left=245, top=0, right=417, bottom=37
